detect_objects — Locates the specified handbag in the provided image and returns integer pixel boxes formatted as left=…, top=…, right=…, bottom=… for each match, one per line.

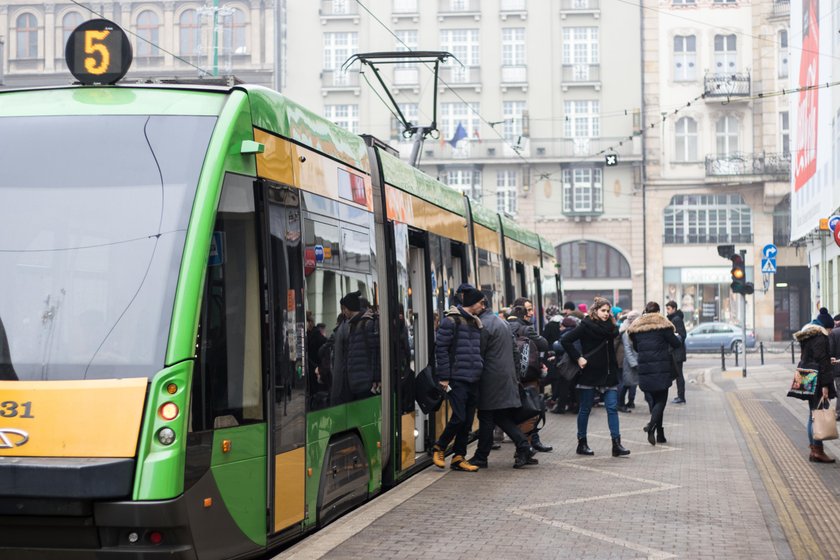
left=812, top=397, right=839, bottom=441
left=557, top=341, right=607, bottom=382
left=786, top=368, right=818, bottom=400
left=414, top=365, right=444, bottom=414
left=512, top=384, right=546, bottom=424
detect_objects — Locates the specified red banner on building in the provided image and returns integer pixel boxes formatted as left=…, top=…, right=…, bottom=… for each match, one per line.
left=794, top=0, right=819, bottom=192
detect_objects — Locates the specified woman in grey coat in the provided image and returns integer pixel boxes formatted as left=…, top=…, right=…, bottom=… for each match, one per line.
left=469, top=305, right=537, bottom=469
left=619, top=310, right=640, bottom=411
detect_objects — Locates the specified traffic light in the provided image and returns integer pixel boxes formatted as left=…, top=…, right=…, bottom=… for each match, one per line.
left=729, top=253, right=754, bottom=295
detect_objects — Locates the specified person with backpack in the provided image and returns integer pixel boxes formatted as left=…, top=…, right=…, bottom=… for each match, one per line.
left=432, top=286, right=486, bottom=472
left=561, top=297, right=630, bottom=458
left=509, top=298, right=553, bottom=453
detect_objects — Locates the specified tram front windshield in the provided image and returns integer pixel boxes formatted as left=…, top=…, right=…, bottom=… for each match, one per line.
left=0, top=114, right=216, bottom=381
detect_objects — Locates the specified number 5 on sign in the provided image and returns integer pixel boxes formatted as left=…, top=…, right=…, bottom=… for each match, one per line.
left=84, top=30, right=111, bottom=75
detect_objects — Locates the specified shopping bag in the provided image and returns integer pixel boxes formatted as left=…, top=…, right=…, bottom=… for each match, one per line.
left=786, top=368, right=818, bottom=400
left=812, top=398, right=838, bottom=441
left=414, top=365, right=444, bottom=414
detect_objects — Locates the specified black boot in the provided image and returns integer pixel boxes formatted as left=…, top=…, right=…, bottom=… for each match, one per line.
left=531, top=432, right=553, bottom=453
left=644, top=422, right=656, bottom=446
left=656, top=427, right=667, bottom=443
left=514, top=446, right=538, bottom=468
left=612, top=437, right=630, bottom=457
left=576, top=437, right=594, bottom=456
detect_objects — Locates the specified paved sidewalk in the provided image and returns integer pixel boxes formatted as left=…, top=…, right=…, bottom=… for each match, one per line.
left=278, top=368, right=789, bottom=560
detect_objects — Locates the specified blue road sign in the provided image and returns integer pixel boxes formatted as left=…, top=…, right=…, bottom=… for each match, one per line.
left=762, top=244, right=777, bottom=259
left=829, top=215, right=840, bottom=232
left=314, top=245, right=324, bottom=262
left=761, top=258, right=777, bottom=274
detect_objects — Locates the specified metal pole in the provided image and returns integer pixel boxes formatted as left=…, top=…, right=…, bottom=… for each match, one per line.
left=734, top=344, right=739, bottom=367
left=760, top=341, right=765, bottom=365
left=741, top=292, right=747, bottom=377
left=721, top=344, right=726, bottom=371
left=791, top=340, right=796, bottom=364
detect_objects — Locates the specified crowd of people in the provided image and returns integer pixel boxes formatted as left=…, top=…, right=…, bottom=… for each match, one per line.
left=432, top=285, right=692, bottom=470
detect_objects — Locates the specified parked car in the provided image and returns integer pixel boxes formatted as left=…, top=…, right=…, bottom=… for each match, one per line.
left=684, top=322, right=756, bottom=353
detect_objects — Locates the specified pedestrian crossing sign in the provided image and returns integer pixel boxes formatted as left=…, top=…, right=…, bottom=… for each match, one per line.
left=761, top=258, right=776, bottom=274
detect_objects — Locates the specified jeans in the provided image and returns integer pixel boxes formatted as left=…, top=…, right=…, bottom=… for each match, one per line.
left=577, top=387, right=620, bottom=439
left=435, top=379, right=479, bottom=457
left=475, top=408, right=530, bottom=461
left=646, top=389, right=669, bottom=429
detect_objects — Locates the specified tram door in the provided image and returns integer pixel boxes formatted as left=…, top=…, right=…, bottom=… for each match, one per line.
left=262, top=183, right=307, bottom=534
left=405, top=240, right=431, bottom=467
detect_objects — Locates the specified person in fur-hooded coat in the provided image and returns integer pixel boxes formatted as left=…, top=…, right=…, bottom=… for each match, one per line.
left=628, top=302, right=682, bottom=445
left=794, top=323, right=836, bottom=463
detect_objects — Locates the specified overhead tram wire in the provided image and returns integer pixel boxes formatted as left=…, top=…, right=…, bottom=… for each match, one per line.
left=69, top=0, right=213, bottom=78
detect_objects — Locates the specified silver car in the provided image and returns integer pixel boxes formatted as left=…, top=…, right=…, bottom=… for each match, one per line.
left=684, top=322, right=756, bottom=353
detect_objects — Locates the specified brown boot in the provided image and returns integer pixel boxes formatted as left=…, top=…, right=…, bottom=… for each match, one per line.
left=809, top=444, right=836, bottom=463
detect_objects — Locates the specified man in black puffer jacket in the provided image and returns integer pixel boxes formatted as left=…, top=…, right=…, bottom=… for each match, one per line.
left=330, top=292, right=380, bottom=406
left=432, top=286, right=486, bottom=472
left=666, top=301, right=688, bottom=404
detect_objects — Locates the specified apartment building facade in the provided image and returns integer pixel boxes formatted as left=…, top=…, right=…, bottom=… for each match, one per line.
left=641, top=0, right=805, bottom=340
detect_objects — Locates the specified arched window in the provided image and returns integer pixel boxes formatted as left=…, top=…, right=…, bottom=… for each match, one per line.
left=62, top=12, right=84, bottom=50
left=179, top=9, right=200, bottom=57
left=136, top=11, right=160, bottom=57
left=715, top=115, right=739, bottom=155
left=222, top=7, right=247, bottom=55
left=663, top=194, right=752, bottom=244
left=16, top=13, right=38, bottom=59
left=674, top=117, right=698, bottom=162
left=558, top=241, right=630, bottom=279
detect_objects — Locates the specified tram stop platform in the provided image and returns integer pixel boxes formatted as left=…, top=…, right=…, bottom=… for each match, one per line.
left=275, top=357, right=840, bottom=560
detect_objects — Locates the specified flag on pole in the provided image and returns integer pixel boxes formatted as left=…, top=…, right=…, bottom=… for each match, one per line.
left=448, top=122, right=467, bottom=147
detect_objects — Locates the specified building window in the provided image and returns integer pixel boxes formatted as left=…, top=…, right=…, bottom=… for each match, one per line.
left=496, top=170, right=518, bottom=216
left=558, top=240, right=630, bottom=279
left=778, top=29, right=789, bottom=79
left=179, top=9, right=201, bottom=57
left=715, top=116, right=739, bottom=155
left=440, top=29, right=480, bottom=82
left=324, top=32, right=358, bottom=70
left=562, top=27, right=598, bottom=81
left=663, top=194, right=752, bottom=244
left=673, top=35, right=696, bottom=81
left=713, top=34, right=737, bottom=73
left=780, top=111, right=789, bottom=155
left=674, top=117, right=698, bottom=162
left=501, top=28, right=526, bottom=67
left=136, top=11, right=160, bottom=57
left=773, top=195, right=791, bottom=246
left=502, top=101, right=526, bottom=140
left=443, top=169, right=482, bottom=201
left=712, top=0, right=737, bottom=4
left=440, top=102, right=481, bottom=146
left=563, top=101, right=600, bottom=138
left=16, top=13, right=38, bottom=59
left=672, top=0, right=696, bottom=4
left=62, top=12, right=84, bottom=50
left=222, top=7, right=247, bottom=55
left=394, top=29, right=418, bottom=66
left=562, top=167, right=603, bottom=214
left=324, top=104, right=359, bottom=133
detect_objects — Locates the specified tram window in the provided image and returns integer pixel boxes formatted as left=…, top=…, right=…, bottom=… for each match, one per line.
left=477, top=248, right=504, bottom=310
left=193, top=174, right=263, bottom=432
left=304, top=218, right=341, bottom=269
left=341, top=226, right=371, bottom=273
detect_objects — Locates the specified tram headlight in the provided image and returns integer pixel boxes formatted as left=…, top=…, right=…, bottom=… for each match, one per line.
left=157, top=427, right=176, bottom=446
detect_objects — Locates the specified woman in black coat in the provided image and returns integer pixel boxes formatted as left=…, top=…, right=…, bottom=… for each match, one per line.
left=628, top=302, right=682, bottom=446
left=561, top=297, right=630, bottom=457
left=794, top=321, right=836, bottom=463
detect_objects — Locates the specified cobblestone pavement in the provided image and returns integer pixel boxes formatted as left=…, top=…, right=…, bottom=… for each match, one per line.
left=276, top=355, right=840, bottom=560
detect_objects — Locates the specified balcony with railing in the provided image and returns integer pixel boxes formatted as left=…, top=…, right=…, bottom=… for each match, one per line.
left=664, top=233, right=754, bottom=245
left=771, top=0, right=789, bottom=18
left=704, top=152, right=790, bottom=180
left=703, top=72, right=750, bottom=99
left=321, top=69, right=361, bottom=91
left=559, top=0, right=600, bottom=16
left=561, top=64, right=601, bottom=88
left=439, top=66, right=482, bottom=88
left=438, top=0, right=481, bottom=19
left=408, top=136, right=641, bottom=162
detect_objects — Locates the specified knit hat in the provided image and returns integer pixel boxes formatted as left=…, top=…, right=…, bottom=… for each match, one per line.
left=340, top=290, right=362, bottom=312
left=461, top=287, right=485, bottom=307
left=563, top=301, right=577, bottom=312
left=456, top=283, right=475, bottom=294
left=625, top=310, right=641, bottom=324
left=816, top=307, right=834, bottom=329
left=561, top=317, right=579, bottom=329
left=578, top=303, right=588, bottom=313
left=545, top=305, right=561, bottom=319
left=611, top=306, right=623, bottom=317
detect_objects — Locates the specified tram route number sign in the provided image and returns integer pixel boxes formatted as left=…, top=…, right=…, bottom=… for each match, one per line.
left=65, top=19, right=133, bottom=85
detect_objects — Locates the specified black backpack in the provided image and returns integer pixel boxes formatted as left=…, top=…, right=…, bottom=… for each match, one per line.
left=513, top=330, right=541, bottom=381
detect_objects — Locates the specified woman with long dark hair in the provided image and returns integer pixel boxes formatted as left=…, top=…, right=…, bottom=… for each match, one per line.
left=561, top=297, right=630, bottom=457
left=628, top=302, right=682, bottom=445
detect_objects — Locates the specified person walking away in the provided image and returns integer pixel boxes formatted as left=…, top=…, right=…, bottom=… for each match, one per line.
left=561, top=297, right=630, bottom=457
left=628, top=302, right=682, bottom=445
left=469, top=300, right=538, bottom=469
left=666, top=301, right=688, bottom=404
left=509, top=299, right=553, bottom=452
left=619, top=310, right=641, bottom=411
left=795, top=315, right=836, bottom=463
left=432, top=286, right=486, bottom=471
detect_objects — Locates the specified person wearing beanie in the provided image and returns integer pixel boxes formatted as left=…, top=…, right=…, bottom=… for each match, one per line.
left=562, top=301, right=577, bottom=317
left=666, top=300, right=688, bottom=404
left=578, top=303, right=588, bottom=314
left=543, top=304, right=565, bottom=415
left=814, top=308, right=834, bottom=330
left=331, top=291, right=380, bottom=406
left=794, top=320, right=836, bottom=463
left=432, top=284, right=486, bottom=472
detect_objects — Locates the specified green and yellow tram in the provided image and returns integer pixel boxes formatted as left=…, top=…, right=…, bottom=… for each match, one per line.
left=0, top=22, right=560, bottom=560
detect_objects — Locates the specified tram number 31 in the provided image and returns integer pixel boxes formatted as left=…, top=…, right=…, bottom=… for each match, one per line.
left=0, top=401, right=35, bottom=419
